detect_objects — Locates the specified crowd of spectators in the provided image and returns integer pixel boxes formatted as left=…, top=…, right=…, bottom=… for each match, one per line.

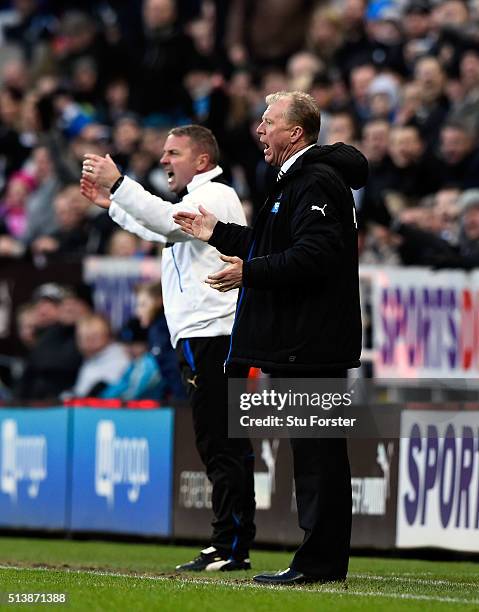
left=3, top=280, right=183, bottom=402
left=2, top=0, right=479, bottom=398
left=2, top=0, right=479, bottom=267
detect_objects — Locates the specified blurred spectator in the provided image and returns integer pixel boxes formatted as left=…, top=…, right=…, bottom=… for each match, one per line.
left=367, top=184, right=479, bottom=268
left=0, top=86, right=31, bottom=181
left=134, top=281, right=184, bottom=399
left=70, top=57, right=101, bottom=107
left=2, top=0, right=56, bottom=62
left=32, top=283, right=63, bottom=329
left=411, top=55, right=449, bottom=147
left=448, top=49, right=479, bottom=139
left=16, top=301, right=37, bottom=350
left=111, top=114, right=142, bottom=171
left=23, top=145, right=60, bottom=245
left=360, top=223, right=401, bottom=265
left=362, top=118, right=391, bottom=165
left=402, top=0, right=434, bottom=69
left=335, top=0, right=371, bottom=77
left=310, top=72, right=335, bottom=112
left=433, top=187, right=461, bottom=243
left=14, top=283, right=83, bottom=401
left=259, top=68, right=288, bottom=100
left=2, top=57, right=30, bottom=94
left=101, top=317, right=166, bottom=401
left=58, top=284, right=94, bottom=324
left=225, top=0, right=315, bottom=67
left=394, top=80, right=422, bottom=126
left=310, top=72, right=336, bottom=144
left=72, top=314, right=130, bottom=397
left=367, top=74, right=400, bottom=121
left=107, top=229, right=141, bottom=257
left=306, top=6, right=344, bottom=66
left=349, top=63, right=377, bottom=124
left=438, top=121, right=479, bottom=189
left=286, top=51, right=323, bottom=92
left=0, top=170, right=36, bottom=255
left=186, top=13, right=226, bottom=73
left=99, top=77, right=131, bottom=126
left=430, top=0, right=473, bottom=77
left=364, top=2, right=405, bottom=73
left=456, top=189, right=479, bottom=261
left=131, top=0, right=197, bottom=119
left=326, top=111, right=359, bottom=146
left=183, top=67, right=229, bottom=141
left=359, top=118, right=393, bottom=226
left=385, top=125, right=442, bottom=201
left=54, top=11, right=127, bottom=91
left=30, top=184, right=115, bottom=258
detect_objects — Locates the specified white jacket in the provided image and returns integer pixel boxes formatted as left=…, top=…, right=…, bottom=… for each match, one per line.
left=109, top=166, right=246, bottom=347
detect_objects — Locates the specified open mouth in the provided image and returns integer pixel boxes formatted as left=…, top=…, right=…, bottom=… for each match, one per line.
left=263, top=144, right=271, bottom=155
left=167, top=170, right=175, bottom=184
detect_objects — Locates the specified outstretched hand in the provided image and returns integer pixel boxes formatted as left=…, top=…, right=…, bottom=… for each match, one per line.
left=80, top=177, right=111, bottom=209
left=173, top=205, right=218, bottom=242
left=206, top=254, right=243, bottom=292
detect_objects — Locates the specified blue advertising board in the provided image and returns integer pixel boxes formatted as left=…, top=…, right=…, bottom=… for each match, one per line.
left=69, top=408, right=174, bottom=536
left=0, top=407, right=69, bottom=529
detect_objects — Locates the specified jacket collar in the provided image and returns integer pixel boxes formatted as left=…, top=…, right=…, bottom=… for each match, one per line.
left=279, top=144, right=315, bottom=175
left=277, top=145, right=319, bottom=184
left=187, top=166, right=223, bottom=193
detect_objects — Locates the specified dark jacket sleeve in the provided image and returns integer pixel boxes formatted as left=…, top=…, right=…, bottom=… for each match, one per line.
left=208, top=220, right=254, bottom=259
left=242, top=181, right=345, bottom=289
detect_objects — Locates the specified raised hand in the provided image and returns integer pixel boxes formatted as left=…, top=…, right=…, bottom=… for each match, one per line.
left=80, top=177, right=111, bottom=209
left=82, top=153, right=121, bottom=190
left=173, top=205, right=218, bottom=242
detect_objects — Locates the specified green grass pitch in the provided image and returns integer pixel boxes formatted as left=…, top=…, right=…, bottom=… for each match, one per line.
left=0, top=537, right=477, bottom=611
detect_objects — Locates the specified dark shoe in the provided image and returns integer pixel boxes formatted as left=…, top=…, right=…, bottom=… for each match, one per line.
left=175, top=547, right=251, bottom=572
left=253, top=567, right=345, bottom=585
left=218, top=558, right=251, bottom=572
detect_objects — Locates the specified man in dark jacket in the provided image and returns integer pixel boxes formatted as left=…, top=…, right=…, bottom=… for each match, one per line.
left=174, top=91, right=369, bottom=584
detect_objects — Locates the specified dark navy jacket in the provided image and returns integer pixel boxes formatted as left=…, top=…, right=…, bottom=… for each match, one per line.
left=209, top=143, right=369, bottom=371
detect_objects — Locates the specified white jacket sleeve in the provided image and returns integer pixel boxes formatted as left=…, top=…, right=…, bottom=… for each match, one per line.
left=109, top=202, right=166, bottom=243
left=110, top=176, right=195, bottom=243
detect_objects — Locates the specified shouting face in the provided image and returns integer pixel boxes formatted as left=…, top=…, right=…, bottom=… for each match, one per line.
left=160, top=134, right=205, bottom=194
left=256, top=98, right=297, bottom=168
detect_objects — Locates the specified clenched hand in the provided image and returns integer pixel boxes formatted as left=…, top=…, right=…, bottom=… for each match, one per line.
left=82, top=153, right=121, bottom=190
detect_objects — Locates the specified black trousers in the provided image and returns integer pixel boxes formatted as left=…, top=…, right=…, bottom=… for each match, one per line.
left=270, top=369, right=352, bottom=579
left=176, top=336, right=256, bottom=558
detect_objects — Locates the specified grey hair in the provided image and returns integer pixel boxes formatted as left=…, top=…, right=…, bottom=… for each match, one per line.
left=265, top=91, right=321, bottom=143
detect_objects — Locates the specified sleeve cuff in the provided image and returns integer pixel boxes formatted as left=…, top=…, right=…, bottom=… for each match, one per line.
left=109, top=174, right=132, bottom=201
left=208, top=220, right=227, bottom=248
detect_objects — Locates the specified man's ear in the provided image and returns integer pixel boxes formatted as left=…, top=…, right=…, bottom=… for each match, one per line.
left=196, top=152, right=210, bottom=172
left=290, top=125, right=304, bottom=144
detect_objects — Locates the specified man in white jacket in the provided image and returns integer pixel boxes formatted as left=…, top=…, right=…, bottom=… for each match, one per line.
left=81, top=125, right=255, bottom=571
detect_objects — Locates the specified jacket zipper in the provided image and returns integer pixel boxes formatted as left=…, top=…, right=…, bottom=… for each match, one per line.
left=224, top=239, right=256, bottom=369
left=171, top=245, right=183, bottom=292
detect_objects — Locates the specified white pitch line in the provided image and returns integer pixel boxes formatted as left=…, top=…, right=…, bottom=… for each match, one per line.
left=0, top=565, right=478, bottom=606
left=351, top=573, right=479, bottom=589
